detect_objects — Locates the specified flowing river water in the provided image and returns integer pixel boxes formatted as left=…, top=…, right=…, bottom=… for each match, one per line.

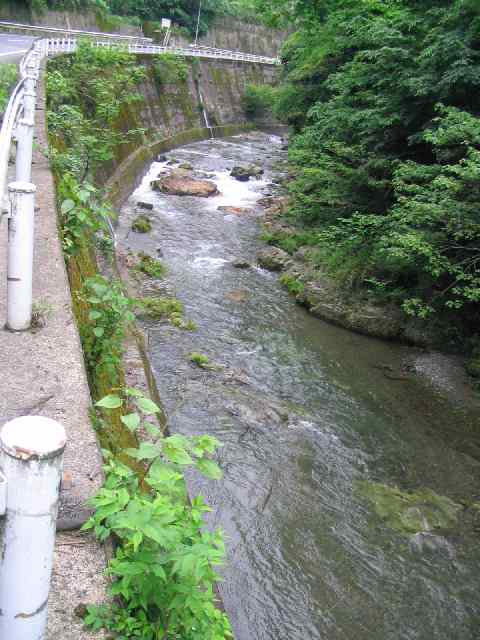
left=118, top=132, right=480, bottom=640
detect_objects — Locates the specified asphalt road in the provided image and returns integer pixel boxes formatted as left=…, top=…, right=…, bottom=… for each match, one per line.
left=0, top=34, right=34, bottom=64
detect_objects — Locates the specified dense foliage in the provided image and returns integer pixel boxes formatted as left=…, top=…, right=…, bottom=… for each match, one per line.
left=257, top=0, right=480, bottom=339
left=0, top=64, right=17, bottom=113
left=85, top=393, right=231, bottom=640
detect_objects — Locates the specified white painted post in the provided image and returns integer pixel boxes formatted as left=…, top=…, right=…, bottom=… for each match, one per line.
left=0, top=416, right=66, bottom=640
left=6, top=181, right=36, bottom=331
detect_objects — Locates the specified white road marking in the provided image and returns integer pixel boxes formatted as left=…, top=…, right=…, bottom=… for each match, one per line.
left=0, top=49, right=28, bottom=57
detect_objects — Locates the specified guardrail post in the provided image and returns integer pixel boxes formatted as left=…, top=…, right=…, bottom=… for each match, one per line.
left=6, top=181, right=36, bottom=331
left=0, top=416, right=66, bottom=640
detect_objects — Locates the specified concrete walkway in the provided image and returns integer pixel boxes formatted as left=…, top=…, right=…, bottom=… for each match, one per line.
left=0, top=65, right=107, bottom=637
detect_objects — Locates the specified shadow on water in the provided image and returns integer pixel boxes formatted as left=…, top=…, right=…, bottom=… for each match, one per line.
left=118, top=133, right=480, bottom=640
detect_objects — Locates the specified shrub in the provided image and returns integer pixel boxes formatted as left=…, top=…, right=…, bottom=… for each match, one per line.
left=241, top=84, right=276, bottom=119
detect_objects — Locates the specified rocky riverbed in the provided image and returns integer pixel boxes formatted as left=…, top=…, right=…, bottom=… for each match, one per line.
left=116, top=132, right=480, bottom=640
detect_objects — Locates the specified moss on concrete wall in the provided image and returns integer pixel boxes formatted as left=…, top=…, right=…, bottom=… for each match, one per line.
left=96, top=54, right=278, bottom=187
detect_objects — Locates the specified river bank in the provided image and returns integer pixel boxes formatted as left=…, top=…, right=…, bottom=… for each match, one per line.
left=115, top=131, right=480, bottom=640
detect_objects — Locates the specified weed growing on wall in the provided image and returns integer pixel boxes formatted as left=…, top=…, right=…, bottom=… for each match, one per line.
left=84, top=390, right=232, bottom=640
left=47, top=40, right=146, bottom=181
left=153, top=54, right=189, bottom=85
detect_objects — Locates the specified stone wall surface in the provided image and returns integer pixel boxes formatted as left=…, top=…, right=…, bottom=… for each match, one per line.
left=97, top=54, right=279, bottom=183
left=0, top=3, right=141, bottom=35
left=172, top=15, right=289, bottom=57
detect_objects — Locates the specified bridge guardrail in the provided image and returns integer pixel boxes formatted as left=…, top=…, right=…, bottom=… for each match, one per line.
left=0, top=20, right=152, bottom=44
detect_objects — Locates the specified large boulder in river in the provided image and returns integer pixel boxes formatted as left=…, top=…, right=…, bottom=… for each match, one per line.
left=230, top=165, right=264, bottom=182
left=257, top=247, right=292, bottom=272
left=151, top=173, right=218, bottom=198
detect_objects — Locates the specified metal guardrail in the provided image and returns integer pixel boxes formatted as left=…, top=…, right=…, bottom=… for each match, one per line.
left=0, top=20, right=152, bottom=44
left=41, top=37, right=280, bottom=65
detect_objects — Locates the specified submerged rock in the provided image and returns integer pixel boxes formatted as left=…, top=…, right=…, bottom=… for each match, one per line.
left=136, top=200, right=153, bottom=210
left=151, top=174, right=218, bottom=198
left=232, top=259, right=251, bottom=269
left=257, top=247, right=292, bottom=272
left=230, top=165, right=264, bottom=182
left=226, top=289, right=250, bottom=302
left=356, top=481, right=462, bottom=535
left=218, top=206, right=254, bottom=216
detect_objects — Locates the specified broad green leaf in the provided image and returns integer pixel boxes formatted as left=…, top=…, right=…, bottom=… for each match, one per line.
left=88, top=310, right=102, bottom=321
left=61, top=199, right=75, bottom=214
left=93, top=327, right=104, bottom=337
left=120, top=412, right=141, bottom=432
left=126, top=442, right=160, bottom=460
left=146, top=461, right=182, bottom=487
left=136, top=396, right=161, bottom=415
left=162, top=441, right=193, bottom=466
left=125, top=387, right=144, bottom=398
left=96, top=394, right=122, bottom=409
left=144, top=421, right=161, bottom=438
left=195, top=458, right=223, bottom=480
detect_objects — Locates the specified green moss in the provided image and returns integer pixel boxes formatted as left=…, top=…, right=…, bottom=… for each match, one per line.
left=137, top=296, right=183, bottom=320
left=134, top=252, right=166, bottom=278
left=356, top=481, right=462, bottom=535
left=132, top=215, right=152, bottom=233
left=189, top=352, right=210, bottom=368
left=466, top=358, right=480, bottom=378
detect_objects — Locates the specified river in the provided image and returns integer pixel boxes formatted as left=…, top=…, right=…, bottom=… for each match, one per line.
left=117, top=132, right=480, bottom=640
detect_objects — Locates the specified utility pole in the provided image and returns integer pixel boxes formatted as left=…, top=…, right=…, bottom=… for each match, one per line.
left=194, top=0, right=202, bottom=46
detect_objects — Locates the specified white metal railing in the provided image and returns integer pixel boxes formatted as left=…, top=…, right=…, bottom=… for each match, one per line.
left=0, top=20, right=152, bottom=44
left=40, top=37, right=280, bottom=65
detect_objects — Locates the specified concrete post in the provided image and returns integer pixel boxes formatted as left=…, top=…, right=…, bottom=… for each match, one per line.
left=6, top=181, right=36, bottom=331
left=0, top=416, right=66, bottom=640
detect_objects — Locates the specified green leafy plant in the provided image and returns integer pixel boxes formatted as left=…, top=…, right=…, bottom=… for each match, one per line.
left=58, top=175, right=113, bottom=256
left=83, top=389, right=232, bottom=640
left=79, top=276, right=135, bottom=384
left=258, top=0, right=480, bottom=347
left=47, top=40, right=146, bottom=182
left=280, top=273, right=305, bottom=296
left=153, top=54, right=189, bottom=85
left=241, top=83, right=276, bottom=119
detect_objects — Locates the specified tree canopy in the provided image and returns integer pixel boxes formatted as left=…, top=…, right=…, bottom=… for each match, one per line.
left=259, top=0, right=480, bottom=339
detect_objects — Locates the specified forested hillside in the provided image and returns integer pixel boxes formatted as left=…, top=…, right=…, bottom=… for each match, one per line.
left=16, top=0, right=256, bottom=34
left=255, top=0, right=480, bottom=352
